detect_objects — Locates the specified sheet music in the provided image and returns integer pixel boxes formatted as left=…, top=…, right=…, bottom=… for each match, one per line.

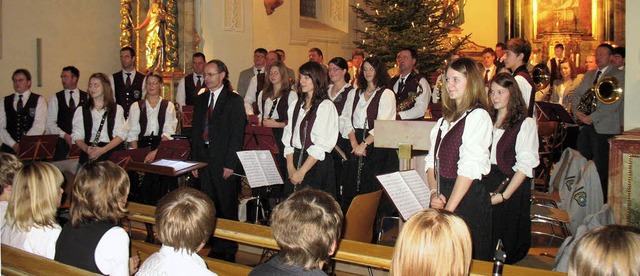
left=399, top=170, right=431, bottom=209
left=237, top=150, right=283, bottom=188
left=151, top=159, right=196, bottom=171
left=376, top=171, right=425, bottom=220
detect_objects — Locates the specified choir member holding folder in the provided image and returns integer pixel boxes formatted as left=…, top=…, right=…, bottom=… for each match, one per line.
left=127, top=72, right=178, bottom=204
left=282, top=61, right=339, bottom=197
left=483, top=73, right=539, bottom=263
left=72, top=73, right=127, bottom=165
left=424, top=57, right=493, bottom=260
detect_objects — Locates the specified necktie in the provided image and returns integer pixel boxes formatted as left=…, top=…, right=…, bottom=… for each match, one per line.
left=484, top=69, right=490, bottom=85
left=16, top=94, right=24, bottom=112
left=398, top=78, right=405, bottom=92
left=256, top=70, right=265, bottom=93
left=125, top=72, right=132, bottom=87
left=202, top=94, right=214, bottom=142
left=593, top=70, right=602, bottom=85
left=68, top=91, right=76, bottom=111
left=196, top=75, right=202, bottom=89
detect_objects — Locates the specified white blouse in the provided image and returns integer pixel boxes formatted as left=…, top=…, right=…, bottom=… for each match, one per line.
left=490, top=117, right=540, bottom=178
left=71, top=105, right=128, bottom=144
left=340, top=87, right=396, bottom=137
left=127, top=98, right=177, bottom=142
left=424, top=108, right=492, bottom=180
left=1, top=223, right=61, bottom=260
left=257, top=90, right=298, bottom=121
left=282, top=99, right=339, bottom=161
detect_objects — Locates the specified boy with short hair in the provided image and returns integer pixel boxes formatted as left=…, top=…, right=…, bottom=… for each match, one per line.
left=504, top=37, right=536, bottom=116
left=250, top=189, right=343, bottom=275
left=137, top=187, right=217, bottom=275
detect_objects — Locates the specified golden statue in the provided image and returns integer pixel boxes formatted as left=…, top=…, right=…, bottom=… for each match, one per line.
left=119, top=0, right=134, bottom=48
left=135, top=0, right=167, bottom=71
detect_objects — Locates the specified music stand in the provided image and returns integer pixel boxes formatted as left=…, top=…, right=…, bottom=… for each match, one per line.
left=243, top=124, right=280, bottom=154
left=181, top=105, right=194, bottom=128
left=155, top=139, right=191, bottom=161
left=375, top=120, right=437, bottom=170
left=18, top=135, right=59, bottom=162
left=108, top=148, right=150, bottom=170
left=535, top=101, right=576, bottom=124
left=67, top=144, right=82, bottom=159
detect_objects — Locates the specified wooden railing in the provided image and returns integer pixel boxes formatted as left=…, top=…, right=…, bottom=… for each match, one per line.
left=127, top=202, right=566, bottom=275
left=1, top=244, right=92, bottom=275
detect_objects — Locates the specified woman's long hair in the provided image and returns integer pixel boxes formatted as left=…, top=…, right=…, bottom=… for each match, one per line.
left=297, top=61, right=328, bottom=110
left=488, top=73, right=527, bottom=130
left=441, top=58, right=488, bottom=122
left=356, top=57, right=390, bottom=91
left=263, top=61, right=291, bottom=100
left=86, top=73, right=116, bottom=112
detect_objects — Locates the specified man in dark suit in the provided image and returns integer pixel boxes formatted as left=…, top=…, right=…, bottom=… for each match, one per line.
left=571, top=43, right=625, bottom=200
left=191, top=59, right=246, bottom=262
left=109, top=46, right=145, bottom=119
left=46, top=66, right=88, bottom=160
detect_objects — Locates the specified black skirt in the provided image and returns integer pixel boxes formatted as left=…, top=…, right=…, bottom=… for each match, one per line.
left=284, top=148, right=336, bottom=198
left=441, top=176, right=493, bottom=261
left=79, top=142, right=124, bottom=165
left=483, top=165, right=531, bottom=264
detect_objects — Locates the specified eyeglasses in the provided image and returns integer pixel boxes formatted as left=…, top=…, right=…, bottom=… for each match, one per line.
left=206, top=72, right=223, bottom=77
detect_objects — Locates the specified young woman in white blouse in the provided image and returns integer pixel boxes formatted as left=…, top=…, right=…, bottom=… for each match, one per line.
left=327, top=57, right=354, bottom=203
left=341, top=57, right=397, bottom=211
left=127, top=72, right=177, bottom=204
left=484, top=72, right=539, bottom=263
left=72, top=73, right=127, bottom=165
left=425, top=57, right=493, bottom=260
left=282, top=61, right=339, bottom=197
left=1, top=162, right=63, bottom=260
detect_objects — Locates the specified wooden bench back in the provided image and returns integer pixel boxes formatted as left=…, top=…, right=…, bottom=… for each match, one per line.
left=126, top=202, right=566, bottom=275
left=1, top=244, right=92, bottom=275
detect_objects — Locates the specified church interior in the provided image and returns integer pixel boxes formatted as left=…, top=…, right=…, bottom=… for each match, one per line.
left=1, top=0, right=639, bottom=275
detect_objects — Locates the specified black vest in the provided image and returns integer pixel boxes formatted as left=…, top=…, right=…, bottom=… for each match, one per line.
left=137, top=99, right=169, bottom=141
left=495, top=118, right=526, bottom=177
left=351, top=88, right=385, bottom=129
left=3, top=93, right=40, bottom=142
left=82, top=103, right=117, bottom=145
left=184, top=74, right=203, bottom=106
left=261, top=91, right=290, bottom=123
left=55, top=90, right=88, bottom=134
left=388, top=72, right=426, bottom=111
left=330, top=84, right=352, bottom=116
left=55, top=220, right=116, bottom=274
left=549, top=58, right=563, bottom=86
left=290, top=99, right=320, bottom=150
left=434, top=109, right=475, bottom=179
left=112, top=71, right=144, bottom=119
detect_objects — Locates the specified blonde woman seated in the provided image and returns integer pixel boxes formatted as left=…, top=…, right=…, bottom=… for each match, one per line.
left=1, top=162, right=63, bottom=259
left=569, top=225, right=640, bottom=276
left=137, top=188, right=217, bottom=275
left=390, top=209, right=472, bottom=276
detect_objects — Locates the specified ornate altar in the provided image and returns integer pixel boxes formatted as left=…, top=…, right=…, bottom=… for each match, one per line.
left=119, top=0, right=200, bottom=101
left=609, top=130, right=640, bottom=227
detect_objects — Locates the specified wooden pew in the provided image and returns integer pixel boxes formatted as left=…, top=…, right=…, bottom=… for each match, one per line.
left=127, top=202, right=566, bottom=275
left=131, top=239, right=252, bottom=275
left=1, top=244, right=91, bottom=275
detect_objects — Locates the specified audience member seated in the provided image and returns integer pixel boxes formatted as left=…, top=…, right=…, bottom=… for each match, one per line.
left=547, top=60, right=583, bottom=109
left=0, top=152, right=23, bottom=225
left=250, top=189, right=343, bottom=276
left=137, top=187, right=217, bottom=276
left=54, top=161, right=140, bottom=275
left=389, top=209, right=472, bottom=276
left=568, top=225, right=640, bottom=276
left=1, top=162, right=63, bottom=259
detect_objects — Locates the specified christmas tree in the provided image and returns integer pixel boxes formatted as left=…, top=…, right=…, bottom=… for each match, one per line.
left=352, top=0, right=469, bottom=75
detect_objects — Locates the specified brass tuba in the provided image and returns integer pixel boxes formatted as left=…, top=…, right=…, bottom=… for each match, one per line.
left=576, top=75, right=623, bottom=115
left=532, top=63, right=551, bottom=90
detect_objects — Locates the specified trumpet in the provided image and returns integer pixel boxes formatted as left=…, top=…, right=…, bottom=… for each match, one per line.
left=576, top=75, right=623, bottom=115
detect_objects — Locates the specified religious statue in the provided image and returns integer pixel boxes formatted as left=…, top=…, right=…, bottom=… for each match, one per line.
left=135, top=0, right=167, bottom=72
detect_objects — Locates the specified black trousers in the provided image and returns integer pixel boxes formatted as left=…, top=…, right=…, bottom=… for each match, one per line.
left=576, top=124, right=613, bottom=200
left=53, top=138, right=70, bottom=161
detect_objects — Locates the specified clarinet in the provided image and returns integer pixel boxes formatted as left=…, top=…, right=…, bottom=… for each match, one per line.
left=294, top=121, right=308, bottom=192
left=356, top=121, right=368, bottom=194
left=435, top=157, right=441, bottom=197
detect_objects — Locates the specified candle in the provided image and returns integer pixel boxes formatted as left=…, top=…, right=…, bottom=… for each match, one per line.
left=575, top=53, right=580, bottom=67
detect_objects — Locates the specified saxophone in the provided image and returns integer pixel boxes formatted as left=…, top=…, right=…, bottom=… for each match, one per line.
left=397, top=81, right=424, bottom=111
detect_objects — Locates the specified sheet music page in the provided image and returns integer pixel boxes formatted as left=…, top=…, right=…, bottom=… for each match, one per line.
left=236, top=151, right=269, bottom=188
left=399, top=170, right=431, bottom=208
left=376, top=172, right=424, bottom=220
left=151, top=159, right=196, bottom=171
left=255, top=150, right=284, bottom=185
